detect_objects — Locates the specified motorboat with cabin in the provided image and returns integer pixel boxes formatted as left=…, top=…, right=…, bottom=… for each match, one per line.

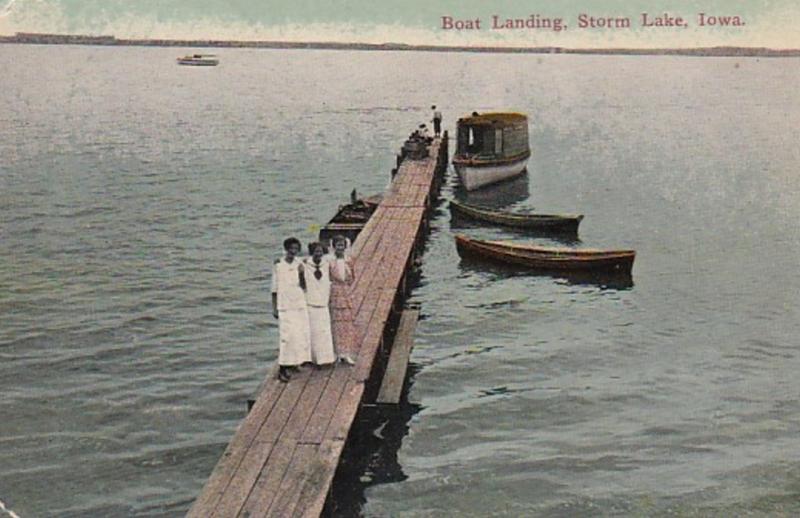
left=453, top=112, right=530, bottom=190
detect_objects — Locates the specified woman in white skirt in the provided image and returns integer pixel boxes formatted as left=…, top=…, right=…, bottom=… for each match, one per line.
left=271, top=237, right=312, bottom=382
left=304, top=242, right=336, bottom=366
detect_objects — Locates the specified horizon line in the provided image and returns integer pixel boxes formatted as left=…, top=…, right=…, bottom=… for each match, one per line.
left=1, top=32, right=799, bottom=56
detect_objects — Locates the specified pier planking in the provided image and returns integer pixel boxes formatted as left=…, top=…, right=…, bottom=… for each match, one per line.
left=188, top=136, right=445, bottom=517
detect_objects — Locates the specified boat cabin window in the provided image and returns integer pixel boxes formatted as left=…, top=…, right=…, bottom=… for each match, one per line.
left=494, top=128, right=503, bottom=155
left=460, top=123, right=512, bottom=157
left=457, top=114, right=529, bottom=160
left=467, top=127, right=484, bottom=154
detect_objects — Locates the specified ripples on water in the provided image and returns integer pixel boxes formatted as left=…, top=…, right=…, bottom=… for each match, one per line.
left=1, top=45, right=800, bottom=516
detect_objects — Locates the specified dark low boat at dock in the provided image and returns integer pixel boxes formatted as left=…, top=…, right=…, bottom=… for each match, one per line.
left=318, top=192, right=381, bottom=244
left=454, top=234, right=635, bottom=274
left=450, top=199, right=583, bottom=233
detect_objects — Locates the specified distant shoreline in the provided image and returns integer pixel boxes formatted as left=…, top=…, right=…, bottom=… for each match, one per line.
left=1, top=32, right=799, bottom=57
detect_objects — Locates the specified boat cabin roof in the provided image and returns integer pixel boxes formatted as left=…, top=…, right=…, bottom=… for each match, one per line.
left=457, top=112, right=528, bottom=127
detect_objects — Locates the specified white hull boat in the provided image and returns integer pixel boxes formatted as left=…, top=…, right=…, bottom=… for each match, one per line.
left=453, top=112, right=531, bottom=191
left=454, top=155, right=529, bottom=190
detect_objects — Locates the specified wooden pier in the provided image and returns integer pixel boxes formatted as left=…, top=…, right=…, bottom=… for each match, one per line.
left=188, top=134, right=447, bottom=517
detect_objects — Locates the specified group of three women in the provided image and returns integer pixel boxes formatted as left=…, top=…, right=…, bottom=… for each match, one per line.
left=270, top=235, right=356, bottom=382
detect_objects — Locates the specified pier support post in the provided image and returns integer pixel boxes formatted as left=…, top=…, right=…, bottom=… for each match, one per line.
left=376, top=310, right=420, bottom=404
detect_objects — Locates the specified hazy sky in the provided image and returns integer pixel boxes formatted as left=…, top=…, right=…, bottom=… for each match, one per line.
left=1, top=0, right=798, bottom=48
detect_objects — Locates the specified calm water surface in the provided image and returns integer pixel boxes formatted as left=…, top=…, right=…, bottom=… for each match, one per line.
left=1, top=45, right=800, bottom=517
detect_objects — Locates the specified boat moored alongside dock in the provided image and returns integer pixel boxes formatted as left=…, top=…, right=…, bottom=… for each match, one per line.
left=453, top=112, right=530, bottom=190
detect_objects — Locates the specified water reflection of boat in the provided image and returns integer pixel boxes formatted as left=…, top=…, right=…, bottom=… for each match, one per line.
left=453, top=112, right=530, bottom=191
left=454, top=169, right=530, bottom=209
left=457, top=253, right=634, bottom=290
left=177, top=54, right=219, bottom=66
left=454, top=234, right=635, bottom=274
left=449, top=199, right=583, bottom=234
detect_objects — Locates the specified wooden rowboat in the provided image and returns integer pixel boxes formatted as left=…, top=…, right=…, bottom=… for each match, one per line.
left=450, top=199, right=583, bottom=233
left=454, top=234, right=635, bottom=274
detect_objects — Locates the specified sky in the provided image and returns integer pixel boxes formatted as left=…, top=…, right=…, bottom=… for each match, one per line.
left=1, top=0, right=798, bottom=48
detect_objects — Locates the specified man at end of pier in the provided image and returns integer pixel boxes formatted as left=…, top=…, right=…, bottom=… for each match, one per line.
left=271, top=237, right=312, bottom=382
left=432, top=105, right=442, bottom=137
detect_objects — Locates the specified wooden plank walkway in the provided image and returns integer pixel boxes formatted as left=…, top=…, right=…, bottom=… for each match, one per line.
left=188, top=135, right=446, bottom=518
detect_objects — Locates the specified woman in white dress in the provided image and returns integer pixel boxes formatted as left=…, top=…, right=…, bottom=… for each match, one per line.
left=304, top=242, right=336, bottom=366
left=271, top=237, right=312, bottom=382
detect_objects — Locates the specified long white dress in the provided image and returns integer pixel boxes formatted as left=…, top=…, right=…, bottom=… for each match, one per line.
left=271, top=257, right=312, bottom=366
left=304, top=256, right=336, bottom=365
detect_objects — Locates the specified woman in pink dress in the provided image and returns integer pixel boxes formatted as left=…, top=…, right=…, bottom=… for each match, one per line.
left=329, top=235, right=357, bottom=365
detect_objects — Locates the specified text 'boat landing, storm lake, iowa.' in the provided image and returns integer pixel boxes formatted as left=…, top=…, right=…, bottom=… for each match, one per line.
left=441, top=12, right=746, bottom=31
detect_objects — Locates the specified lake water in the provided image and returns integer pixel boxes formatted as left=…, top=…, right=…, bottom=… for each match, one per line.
left=1, top=44, right=800, bottom=517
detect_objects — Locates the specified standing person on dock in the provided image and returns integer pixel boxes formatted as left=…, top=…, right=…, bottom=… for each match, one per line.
left=329, top=235, right=357, bottom=365
left=432, top=105, right=442, bottom=137
left=304, top=242, right=336, bottom=367
left=271, top=237, right=312, bottom=382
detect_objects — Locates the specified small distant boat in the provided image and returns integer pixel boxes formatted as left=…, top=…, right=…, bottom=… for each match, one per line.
left=177, top=54, right=219, bottom=66
left=450, top=199, right=583, bottom=233
left=454, top=234, right=635, bottom=273
left=453, top=112, right=530, bottom=191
